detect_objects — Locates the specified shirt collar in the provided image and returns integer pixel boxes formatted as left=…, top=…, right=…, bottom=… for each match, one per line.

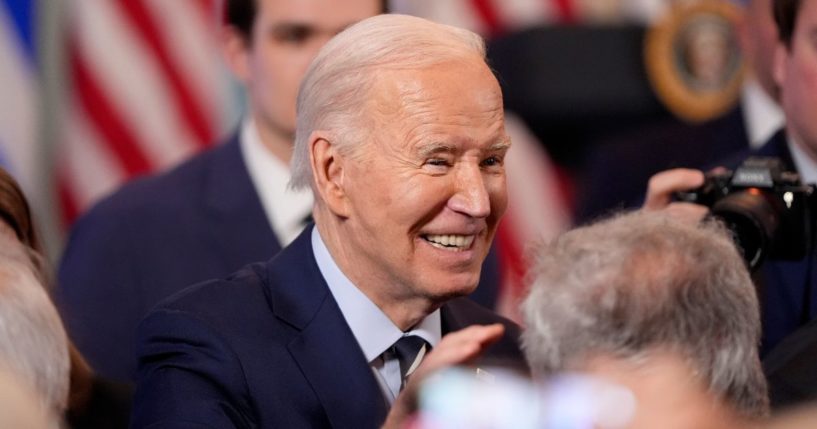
left=240, top=117, right=313, bottom=245
left=741, top=79, right=784, bottom=149
left=311, top=227, right=441, bottom=363
left=788, top=134, right=817, bottom=185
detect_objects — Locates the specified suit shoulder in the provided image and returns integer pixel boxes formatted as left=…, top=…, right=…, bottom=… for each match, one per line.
left=152, top=262, right=272, bottom=322
left=87, top=143, right=233, bottom=219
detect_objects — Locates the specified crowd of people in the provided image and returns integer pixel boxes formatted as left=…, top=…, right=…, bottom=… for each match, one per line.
left=2, top=0, right=817, bottom=427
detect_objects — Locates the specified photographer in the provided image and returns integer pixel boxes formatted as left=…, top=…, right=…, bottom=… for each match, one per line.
left=644, top=0, right=817, bottom=410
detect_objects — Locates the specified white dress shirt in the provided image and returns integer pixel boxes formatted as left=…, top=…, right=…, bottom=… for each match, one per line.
left=788, top=135, right=817, bottom=185
left=741, top=79, right=785, bottom=149
left=240, top=118, right=313, bottom=246
left=311, top=227, right=441, bottom=404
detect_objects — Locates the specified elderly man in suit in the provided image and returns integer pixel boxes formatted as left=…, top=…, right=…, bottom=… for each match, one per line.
left=131, top=14, right=524, bottom=428
left=55, top=0, right=387, bottom=383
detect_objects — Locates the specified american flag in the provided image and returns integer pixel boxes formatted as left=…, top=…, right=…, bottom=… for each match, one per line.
left=58, top=0, right=234, bottom=225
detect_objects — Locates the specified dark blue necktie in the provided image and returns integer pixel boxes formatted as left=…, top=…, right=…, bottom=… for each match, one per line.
left=391, top=335, right=429, bottom=389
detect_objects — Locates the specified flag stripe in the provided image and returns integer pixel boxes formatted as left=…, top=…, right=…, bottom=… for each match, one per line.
left=0, top=1, right=37, bottom=193
left=118, top=0, right=213, bottom=148
left=73, top=0, right=199, bottom=168
left=469, top=0, right=503, bottom=36
left=59, top=104, right=127, bottom=225
left=551, top=0, right=577, bottom=23
left=1, top=0, right=35, bottom=62
left=60, top=0, right=230, bottom=224
left=144, top=0, right=221, bottom=139
left=70, top=46, right=152, bottom=176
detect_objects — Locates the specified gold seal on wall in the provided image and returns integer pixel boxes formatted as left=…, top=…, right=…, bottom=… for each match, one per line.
left=644, top=0, right=745, bottom=123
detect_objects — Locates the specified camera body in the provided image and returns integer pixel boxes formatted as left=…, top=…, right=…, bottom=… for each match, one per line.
left=676, top=157, right=816, bottom=269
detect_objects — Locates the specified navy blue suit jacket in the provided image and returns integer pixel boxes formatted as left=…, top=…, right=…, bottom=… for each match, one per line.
left=754, top=132, right=817, bottom=411
left=57, top=135, right=282, bottom=381
left=131, top=227, right=525, bottom=429
left=57, top=133, right=502, bottom=382
left=722, top=129, right=817, bottom=357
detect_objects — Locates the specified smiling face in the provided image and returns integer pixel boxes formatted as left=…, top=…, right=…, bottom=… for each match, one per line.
left=334, top=58, right=509, bottom=307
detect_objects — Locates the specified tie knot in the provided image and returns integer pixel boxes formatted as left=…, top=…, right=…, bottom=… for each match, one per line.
left=392, top=335, right=429, bottom=382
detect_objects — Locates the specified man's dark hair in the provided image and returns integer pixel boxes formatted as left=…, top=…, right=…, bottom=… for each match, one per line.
left=774, top=0, right=803, bottom=48
left=225, top=0, right=389, bottom=39
left=225, top=0, right=255, bottom=38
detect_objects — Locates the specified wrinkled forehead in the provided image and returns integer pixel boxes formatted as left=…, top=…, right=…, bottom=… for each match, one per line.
left=367, top=59, right=503, bottom=123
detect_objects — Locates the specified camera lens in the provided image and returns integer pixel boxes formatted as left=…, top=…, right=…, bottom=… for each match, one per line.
left=711, top=189, right=779, bottom=270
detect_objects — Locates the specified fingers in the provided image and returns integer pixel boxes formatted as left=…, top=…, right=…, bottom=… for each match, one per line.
left=383, top=324, right=506, bottom=429
left=419, top=324, right=504, bottom=373
left=643, top=168, right=705, bottom=211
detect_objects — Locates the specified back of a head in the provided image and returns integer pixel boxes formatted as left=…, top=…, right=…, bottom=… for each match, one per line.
left=0, top=245, right=70, bottom=418
left=289, top=14, right=487, bottom=190
left=0, top=369, right=61, bottom=429
left=522, top=211, right=768, bottom=418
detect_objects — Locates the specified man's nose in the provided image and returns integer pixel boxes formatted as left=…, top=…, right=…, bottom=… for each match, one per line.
left=448, top=164, right=491, bottom=218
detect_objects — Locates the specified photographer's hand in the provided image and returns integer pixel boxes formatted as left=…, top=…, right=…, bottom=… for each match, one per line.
left=643, top=168, right=709, bottom=223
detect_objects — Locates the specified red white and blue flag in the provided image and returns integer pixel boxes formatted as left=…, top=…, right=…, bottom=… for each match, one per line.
left=58, top=0, right=234, bottom=225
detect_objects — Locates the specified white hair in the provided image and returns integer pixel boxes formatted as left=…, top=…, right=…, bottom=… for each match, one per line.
left=0, top=242, right=70, bottom=417
left=522, top=211, right=769, bottom=418
left=290, top=14, right=487, bottom=190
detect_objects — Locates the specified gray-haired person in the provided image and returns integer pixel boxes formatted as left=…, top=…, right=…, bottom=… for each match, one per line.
left=133, top=14, right=524, bottom=428
left=0, top=240, right=69, bottom=427
left=522, top=211, right=769, bottom=419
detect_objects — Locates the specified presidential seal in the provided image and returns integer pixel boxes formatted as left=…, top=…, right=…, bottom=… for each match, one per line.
left=644, top=0, right=745, bottom=123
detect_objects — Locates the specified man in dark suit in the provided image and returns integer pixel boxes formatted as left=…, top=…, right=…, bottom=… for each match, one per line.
left=643, top=0, right=817, bottom=410
left=131, top=14, right=525, bottom=428
left=55, top=0, right=385, bottom=382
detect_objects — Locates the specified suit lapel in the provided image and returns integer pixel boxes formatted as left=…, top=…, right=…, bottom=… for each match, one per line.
left=203, top=134, right=282, bottom=270
left=440, top=299, right=469, bottom=335
left=266, top=229, right=388, bottom=428
left=756, top=129, right=794, bottom=169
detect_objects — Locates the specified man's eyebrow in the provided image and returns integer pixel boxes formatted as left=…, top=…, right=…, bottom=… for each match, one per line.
left=488, top=139, right=512, bottom=152
left=268, top=22, right=314, bottom=36
left=417, top=143, right=457, bottom=158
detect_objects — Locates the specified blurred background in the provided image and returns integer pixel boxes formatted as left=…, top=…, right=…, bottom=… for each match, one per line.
left=0, top=0, right=757, bottom=263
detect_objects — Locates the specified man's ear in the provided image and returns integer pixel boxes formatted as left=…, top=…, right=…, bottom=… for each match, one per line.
left=773, top=42, right=788, bottom=90
left=309, top=131, right=351, bottom=218
left=222, top=26, right=251, bottom=84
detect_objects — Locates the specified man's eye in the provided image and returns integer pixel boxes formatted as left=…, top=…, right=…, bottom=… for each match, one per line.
left=427, top=159, right=449, bottom=167
left=481, top=156, right=503, bottom=167
left=272, top=26, right=312, bottom=44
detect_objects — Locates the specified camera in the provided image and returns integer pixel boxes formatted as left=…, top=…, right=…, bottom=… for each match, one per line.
left=675, top=157, right=816, bottom=270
